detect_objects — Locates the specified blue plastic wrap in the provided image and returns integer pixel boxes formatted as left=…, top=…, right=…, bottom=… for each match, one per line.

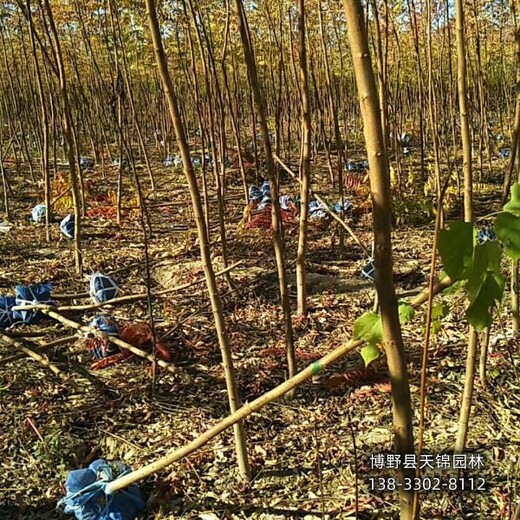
left=89, top=274, right=119, bottom=304
left=31, top=204, right=47, bottom=223
left=60, top=214, right=75, bottom=239
left=0, top=296, right=15, bottom=328
left=12, top=283, right=52, bottom=324
left=58, top=459, right=146, bottom=520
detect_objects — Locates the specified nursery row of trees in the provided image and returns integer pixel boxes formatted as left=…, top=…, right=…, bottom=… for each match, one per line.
left=0, top=0, right=516, bottom=174
left=0, top=0, right=518, bottom=518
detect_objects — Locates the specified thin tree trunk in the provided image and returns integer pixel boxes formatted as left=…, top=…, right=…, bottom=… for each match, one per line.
left=233, top=0, right=297, bottom=383
left=426, top=0, right=443, bottom=223
left=0, top=130, right=10, bottom=219
left=502, top=23, right=520, bottom=204
left=116, top=93, right=123, bottom=226
left=27, top=0, right=50, bottom=241
left=186, top=0, right=233, bottom=289
left=296, top=0, right=311, bottom=316
left=370, top=0, right=389, bottom=154
left=319, top=0, right=345, bottom=256
left=456, top=0, right=473, bottom=222
left=221, top=0, right=248, bottom=204
left=341, top=0, right=416, bottom=517
left=454, top=0, right=479, bottom=456
left=512, top=260, right=519, bottom=333
left=479, top=327, right=490, bottom=390
left=42, top=0, right=82, bottom=275
left=455, top=329, right=478, bottom=453
left=144, top=0, right=250, bottom=480
left=445, top=0, right=461, bottom=195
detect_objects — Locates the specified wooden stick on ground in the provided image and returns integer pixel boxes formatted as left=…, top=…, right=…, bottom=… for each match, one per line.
left=0, top=333, right=66, bottom=378
left=272, top=153, right=370, bottom=258
left=105, top=269, right=454, bottom=493
left=5, top=331, right=48, bottom=338
left=409, top=276, right=452, bottom=307
left=52, top=292, right=90, bottom=301
left=0, top=335, right=76, bottom=366
left=38, top=309, right=190, bottom=381
left=106, top=336, right=363, bottom=493
left=34, top=261, right=242, bottom=310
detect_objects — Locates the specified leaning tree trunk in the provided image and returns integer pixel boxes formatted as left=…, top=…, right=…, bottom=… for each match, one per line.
left=341, top=0, right=416, bottom=518
left=144, top=0, right=250, bottom=480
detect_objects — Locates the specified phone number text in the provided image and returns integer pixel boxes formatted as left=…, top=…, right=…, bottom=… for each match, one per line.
left=369, top=477, right=486, bottom=492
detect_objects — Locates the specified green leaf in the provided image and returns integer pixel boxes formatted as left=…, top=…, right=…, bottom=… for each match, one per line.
left=478, top=241, right=502, bottom=272
left=465, top=272, right=506, bottom=331
left=353, top=311, right=383, bottom=346
left=432, top=302, right=449, bottom=320
left=442, top=279, right=465, bottom=295
left=438, top=222, right=475, bottom=280
left=398, top=302, right=415, bottom=324
left=360, top=344, right=381, bottom=367
left=503, top=183, right=520, bottom=216
left=431, top=320, right=443, bottom=335
left=495, top=211, right=520, bottom=260
left=428, top=302, right=449, bottom=335
left=466, top=304, right=492, bottom=331
left=466, top=241, right=502, bottom=304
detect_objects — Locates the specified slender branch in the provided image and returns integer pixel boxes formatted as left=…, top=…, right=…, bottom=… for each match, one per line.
left=0, top=335, right=76, bottom=365
left=38, top=308, right=190, bottom=381
left=11, top=261, right=243, bottom=312
left=0, top=332, right=65, bottom=377
left=106, top=336, right=363, bottom=494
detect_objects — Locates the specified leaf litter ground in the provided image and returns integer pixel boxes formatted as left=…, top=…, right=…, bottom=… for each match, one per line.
left=0, top=158, right=519, bottom=520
